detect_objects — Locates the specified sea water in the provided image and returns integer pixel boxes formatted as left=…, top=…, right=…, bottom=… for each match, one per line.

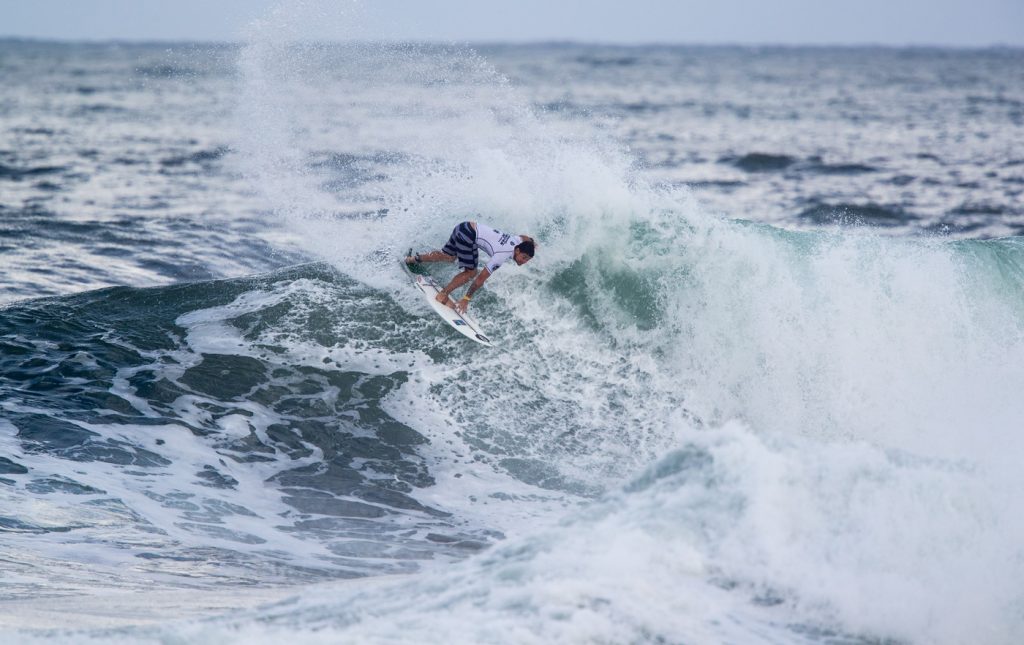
left=1, top=3, right=1023, bottom=644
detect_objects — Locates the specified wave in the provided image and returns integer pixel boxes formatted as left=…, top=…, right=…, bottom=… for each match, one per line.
left=0, top=265, right=507, bottom=584
left=0, top=163, right=68, bottom=181
left=159, top=146, right=231, bottom=170
left=723, top=153, right=879, bottom=175
left=797, top=202, right=913, bottom=226
left=4, top=215, right=1024, bottom=640
left=723, top=152, right=797, bottom=172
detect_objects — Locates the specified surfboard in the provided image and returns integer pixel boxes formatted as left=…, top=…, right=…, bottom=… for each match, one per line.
left=400, top=261, right=494, bottom=347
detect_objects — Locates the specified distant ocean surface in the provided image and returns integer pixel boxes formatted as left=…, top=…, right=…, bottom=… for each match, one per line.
left=1, top=25, right=1023, bottom=645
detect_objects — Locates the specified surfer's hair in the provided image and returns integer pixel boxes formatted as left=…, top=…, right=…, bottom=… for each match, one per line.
left=517, top=239, right=535, bottom=257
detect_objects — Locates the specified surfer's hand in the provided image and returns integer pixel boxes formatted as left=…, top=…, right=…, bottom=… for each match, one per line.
left=454, top=297, right=469, bottom=314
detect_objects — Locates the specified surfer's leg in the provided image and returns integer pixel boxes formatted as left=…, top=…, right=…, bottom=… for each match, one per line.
left=408, top=220, right=476, bottom=264
left=406, top=250, right=455, bottom=264
left=439, top=222, right=477, bottom=266
left=431, top=222, right=478, bottom=306
left=437, top=268, right=477, bottom=305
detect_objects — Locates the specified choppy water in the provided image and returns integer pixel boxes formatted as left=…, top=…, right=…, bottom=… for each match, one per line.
left=1, top=8, right=1023, bottom=645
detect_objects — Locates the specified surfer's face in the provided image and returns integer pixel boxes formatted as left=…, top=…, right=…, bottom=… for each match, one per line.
left=514, top=248, right=532, bottom=266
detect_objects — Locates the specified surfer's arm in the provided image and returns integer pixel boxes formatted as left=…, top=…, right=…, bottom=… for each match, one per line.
left=454, top=268, right=491, bottom=313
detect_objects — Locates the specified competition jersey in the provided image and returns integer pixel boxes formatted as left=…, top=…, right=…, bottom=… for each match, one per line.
left=475, top=223, right=522, bottom=273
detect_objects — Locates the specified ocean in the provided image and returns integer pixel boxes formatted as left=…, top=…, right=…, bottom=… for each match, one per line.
left=1, top=12, right=1023, bottom=645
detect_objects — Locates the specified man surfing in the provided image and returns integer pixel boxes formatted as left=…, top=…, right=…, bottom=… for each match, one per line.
left=405, top=221, right=535, bottom=314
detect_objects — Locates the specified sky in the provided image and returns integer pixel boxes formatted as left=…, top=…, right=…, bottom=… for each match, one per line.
left=1, top=0, right=1022, bottom=47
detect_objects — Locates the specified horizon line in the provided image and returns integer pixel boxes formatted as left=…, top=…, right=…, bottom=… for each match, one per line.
left=1, top=35, right=1022, bottom=51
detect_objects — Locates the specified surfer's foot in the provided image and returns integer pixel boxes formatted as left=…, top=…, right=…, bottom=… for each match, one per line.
left=435, top=292, right=452, bottom=307
left=403, top=247, right=422, bottom=265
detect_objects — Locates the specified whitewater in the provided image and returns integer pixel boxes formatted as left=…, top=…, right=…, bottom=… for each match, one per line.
left=1, top=3, right=1023, bottom=644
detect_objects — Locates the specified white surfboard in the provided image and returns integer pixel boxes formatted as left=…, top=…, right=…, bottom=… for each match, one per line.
left=401, top=261, right=494, bottom=347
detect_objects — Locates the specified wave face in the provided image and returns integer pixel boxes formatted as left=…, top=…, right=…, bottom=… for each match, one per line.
left=2, top=234, right=1022, bottom=642
left=2, top=4, right=1024, bottom=643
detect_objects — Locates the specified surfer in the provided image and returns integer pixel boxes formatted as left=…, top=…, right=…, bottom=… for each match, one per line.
left=405, top=221, right=535, bottom=313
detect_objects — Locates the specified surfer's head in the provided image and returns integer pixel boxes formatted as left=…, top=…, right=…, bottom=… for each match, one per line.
left=514, top=239, right=535, bottom=265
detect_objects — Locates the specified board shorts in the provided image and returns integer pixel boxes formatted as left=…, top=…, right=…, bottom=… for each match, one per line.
left=441, top=221, right=478, bottom=270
